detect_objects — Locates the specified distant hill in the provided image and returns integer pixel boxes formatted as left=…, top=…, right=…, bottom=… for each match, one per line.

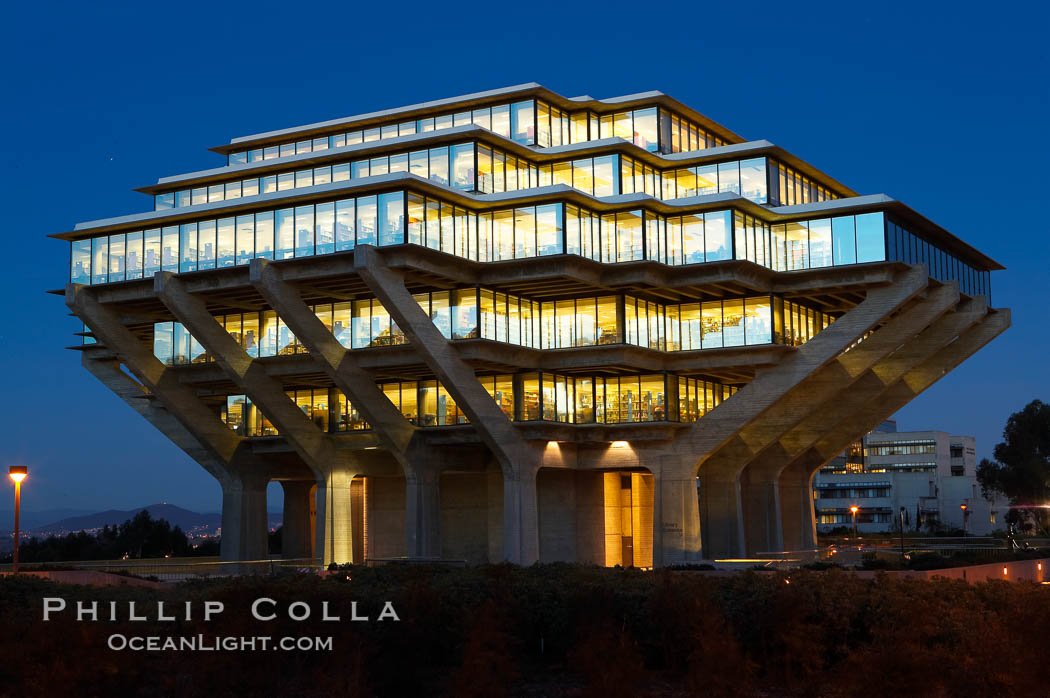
left=6, top=503, right=282, bottom=537
left=0, top=508, right=92, bottom=530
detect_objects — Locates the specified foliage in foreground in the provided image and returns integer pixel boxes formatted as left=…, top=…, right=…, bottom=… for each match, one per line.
left=1, top=564, right=1048, bottom=697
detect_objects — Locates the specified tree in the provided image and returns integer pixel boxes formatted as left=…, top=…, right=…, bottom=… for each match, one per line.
left=977, top=400, right=1050, bottom=533
left=5, top=511, right=194, bottom=563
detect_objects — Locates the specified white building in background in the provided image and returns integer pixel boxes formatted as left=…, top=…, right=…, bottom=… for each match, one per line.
left=814, top=421, right=1007, bottom=535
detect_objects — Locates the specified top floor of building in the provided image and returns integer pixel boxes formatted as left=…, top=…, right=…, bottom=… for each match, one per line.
left=55, top=83, right=1005, bottom=301
left=212, top=83, right=744, bottom=162
left=132, top=84, right=856, bottom=215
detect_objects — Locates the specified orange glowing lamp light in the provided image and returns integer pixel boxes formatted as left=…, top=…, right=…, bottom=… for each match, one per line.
left=9, top=466, right=27, bottom=574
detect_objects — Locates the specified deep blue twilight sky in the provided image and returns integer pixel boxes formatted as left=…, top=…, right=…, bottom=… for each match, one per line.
left=1, top=2, right=1047, bottom=515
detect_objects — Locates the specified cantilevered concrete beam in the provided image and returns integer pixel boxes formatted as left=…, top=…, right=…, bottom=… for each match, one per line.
left=154, top=272, right=359, bottom=565
left=779, top=307, right=1010, bottom=550
left=686, top=266, right=930, bottom=559
left=354, top=244, right=541, bottom=564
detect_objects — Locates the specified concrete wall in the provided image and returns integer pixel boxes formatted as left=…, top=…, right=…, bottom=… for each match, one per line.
left=574, top=471, right=606, bottom=565
left=440, top=472, right=491, bottom=563
left=537, top=469, right=577, bottom=563
left=366, top=476, right=405, bottom=560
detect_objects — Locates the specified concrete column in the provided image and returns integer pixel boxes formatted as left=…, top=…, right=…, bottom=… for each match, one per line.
left=698, top=471, right=745, bottom=560
left=486, top=469, right=504, bottom=563
left=219, top=473, right=269, bottom=568
left=739, top=461, right=785, bottom=555
left=778, top=461, right=819, bottom=551
left=655, top=474, right=703, bottom=566
left=502, top=467, right=540, bottom=565
left=281, top=480, right=315, bottom=561
left=404, top=464, right=441, bottom=558
left=316, top=468, right=356, bottom=566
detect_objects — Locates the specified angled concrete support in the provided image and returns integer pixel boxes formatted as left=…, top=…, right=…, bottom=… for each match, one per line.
left=251, top=258, right=441, bottom=559
left=691, top=266, right=930, bottom=558
left=154, top=272, right=363, bottom=565
left=67, top=283, right=245, bottom=470
left=281, top=480, right=315, bottom=560
left=69, top=284, right=282, bottom=567
left=779, top=308, right=1010, bottom=550
left=249, top=258, right=419, bottom=461
left=354, top=245, right=542, bottom=563
left=353, top=245, right=536, bottom=468
left=154, top=272, right=340, bottom=476
left=740, top=294, right=986, bottom=553
left=79, top=351, right=239, bottom=481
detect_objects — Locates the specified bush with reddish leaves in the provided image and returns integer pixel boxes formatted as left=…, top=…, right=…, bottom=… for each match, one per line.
left=1, top=565, right=1048, bottom=697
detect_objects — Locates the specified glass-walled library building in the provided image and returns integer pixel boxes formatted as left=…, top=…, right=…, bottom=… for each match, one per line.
left=61, top=83, right=1006, bottom=568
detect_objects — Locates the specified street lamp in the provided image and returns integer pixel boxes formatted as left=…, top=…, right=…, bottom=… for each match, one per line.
left=960, top=503, right=968, bottom=536
left=9, top=466, right=27, bottom=574
left=850, top=505, right=859, bottom=539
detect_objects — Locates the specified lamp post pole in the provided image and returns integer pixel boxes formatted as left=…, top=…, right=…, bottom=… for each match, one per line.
left=899, top=506, right=906, bottom=565
left=850, top=505, right=859, bottom=540
left=9, top=466, right=27, bottom=574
